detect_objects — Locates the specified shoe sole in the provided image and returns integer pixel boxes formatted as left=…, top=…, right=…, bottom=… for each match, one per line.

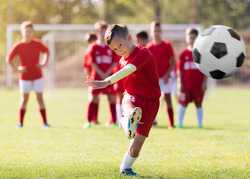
left=127, top=107, right=142, bottom=139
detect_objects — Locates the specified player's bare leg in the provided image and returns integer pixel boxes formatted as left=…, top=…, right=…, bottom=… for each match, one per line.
left=116, top=93, right=123, bottom=127
left=18, top=93, right=29, bottom=127
left=194, top=100, right=203, bottom=128
left=36, top=92, right=49, bottom=127
left=107, top=94, right=117, bottom=127
left=120, top=134, right=146, bottom=176
left=164, top=93, right=174, bottom=128
left=36, top=92, right=45, bottom=109
left=85, top=93, right=99, bottom=128
left=178, top=103, right=187, bottom=128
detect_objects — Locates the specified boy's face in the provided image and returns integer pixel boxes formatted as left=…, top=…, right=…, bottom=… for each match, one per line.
left=21, top=26, right=33, bottom=40
left=151, top=25, right=161, bottom=39
left=136, top=37, right=148, bottom=47
left=97, top=26, right=107, bottom=39
left=186, top=33, right=197, bottom=46
left=108, top=36, right=131, bottom=57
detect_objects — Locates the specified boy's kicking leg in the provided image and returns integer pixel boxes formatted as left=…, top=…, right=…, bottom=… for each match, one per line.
left=120, top=135, right=145, bottom=176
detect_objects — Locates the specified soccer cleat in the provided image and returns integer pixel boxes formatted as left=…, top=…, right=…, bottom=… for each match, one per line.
left=152, top=121, right=158, bottom=126
left=43, top=123, right=50, bottom=128
left=178, top=124, right=184, bottom=128
left=91, top=121, right=100, bottom=125
left=127, top=107, right=142, bottom=140
left=106, top=123, right=118, bottom=128
left=121, top=168, right=138, bottom=176
left=168, top=126, right=174, bottom=130
left=198, top=124, right=203, bottom=128
left=83, top=122, right=91, bottom=129
left=105, top=122, right=116, bottom=127
left=16, top=123, right=23, bottom=128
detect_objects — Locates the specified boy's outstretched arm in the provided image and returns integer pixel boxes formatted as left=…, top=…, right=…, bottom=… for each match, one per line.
left=86, top=64, right=136, bottom=89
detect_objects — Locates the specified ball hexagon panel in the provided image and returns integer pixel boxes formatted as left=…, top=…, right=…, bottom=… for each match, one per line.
left=210, top=42, right=227, bottom=59
left=209, top=69, right=226, bottom=79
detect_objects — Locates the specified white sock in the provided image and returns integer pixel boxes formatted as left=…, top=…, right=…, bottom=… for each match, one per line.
left=196, top=107, right=203, bottom=128
left=178, top=105, right=186, bottom=127
left=120, top=152, right=137, bottom=171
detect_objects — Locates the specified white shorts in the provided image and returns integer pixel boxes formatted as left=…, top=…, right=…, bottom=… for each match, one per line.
left=19, top=78, right=44, bottom=93
left=159, top=72, right=177, bottom=94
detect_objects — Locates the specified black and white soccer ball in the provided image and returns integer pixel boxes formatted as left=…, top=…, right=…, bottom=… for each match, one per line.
left=192, top=25, right=246, bottom=79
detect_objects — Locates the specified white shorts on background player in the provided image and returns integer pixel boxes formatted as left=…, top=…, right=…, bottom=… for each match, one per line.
left=19, top=78, right=44, bottom=93
left=159, top=71, right=177, bottom=94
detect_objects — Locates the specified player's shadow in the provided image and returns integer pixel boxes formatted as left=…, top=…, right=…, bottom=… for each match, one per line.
left=119, top=175, right=166, bottom=179
left=136, top=175, right=167, bottom=179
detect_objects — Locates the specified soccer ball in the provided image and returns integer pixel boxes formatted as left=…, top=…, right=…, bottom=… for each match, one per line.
left=192, top=25, right=246, bottom=79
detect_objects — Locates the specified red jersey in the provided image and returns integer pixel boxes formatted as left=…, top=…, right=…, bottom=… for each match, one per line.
left=147, top=40, right=175, bottom=78
left=87, top=43, right=116, bottom=80
left=7, top=39, right=49, bottom=80
left=120, top=46, right=160, bottom=99
left=178, top=48, right=206, bottom=90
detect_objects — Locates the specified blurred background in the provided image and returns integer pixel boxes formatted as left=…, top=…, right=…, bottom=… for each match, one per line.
left=0, top=0, right=249, bottom=88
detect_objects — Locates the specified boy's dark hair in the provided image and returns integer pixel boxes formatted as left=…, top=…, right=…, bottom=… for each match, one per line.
left=151, top=21, right=161, bottom=28
left=94, top=20, right=108, bottom=30
left=105, top=24, right=129, bottom=45
left=86, top=33, right=97, bottom=43
left=186, top=28, right=199, bottom=36
left=136, top=31, right=149, bottom=41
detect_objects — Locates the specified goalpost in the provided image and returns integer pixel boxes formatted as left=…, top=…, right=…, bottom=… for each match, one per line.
left=5, top=23, right=213, bottom=89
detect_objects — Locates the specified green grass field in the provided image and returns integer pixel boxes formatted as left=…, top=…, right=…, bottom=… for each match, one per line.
left=0, top=87, right=250, bottom=179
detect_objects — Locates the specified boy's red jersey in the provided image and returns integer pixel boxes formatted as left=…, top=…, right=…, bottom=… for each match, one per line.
left=120, top=46, right=160, bottom=99
left=147, top=40, right=175, bottom=78
left=7, top=39, right=49, bottom=80
left=178, top=48, right=206, bottom=91
left=87, top=43, right=116, bottom=80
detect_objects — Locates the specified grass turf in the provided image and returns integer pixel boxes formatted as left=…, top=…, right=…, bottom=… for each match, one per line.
left=0, top=87, right=249, bottom=179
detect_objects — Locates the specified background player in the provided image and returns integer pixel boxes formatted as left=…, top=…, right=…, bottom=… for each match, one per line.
left=7, top=21, right=50, bottom=128
left=136, top=31, right=149, bottom=47
left=177, top=28, right=207, bottom=128
left=84, top=21, right=117, bottom=128
left=147, top=21, right=176, bottom=128
left=83, top=32, right=97, bottom=79
left=86, top=24, right=160, bottom=176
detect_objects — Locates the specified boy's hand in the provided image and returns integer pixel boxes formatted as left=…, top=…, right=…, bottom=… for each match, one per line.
left=162, top=72, right=170, bottom=83
left=202, top=81, right=207, bottom=91
left=85, top=80, right=110, bottom=89
left=37, top=63, right=46, bottom=68
left=17, top=66, right=27, bottom=73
